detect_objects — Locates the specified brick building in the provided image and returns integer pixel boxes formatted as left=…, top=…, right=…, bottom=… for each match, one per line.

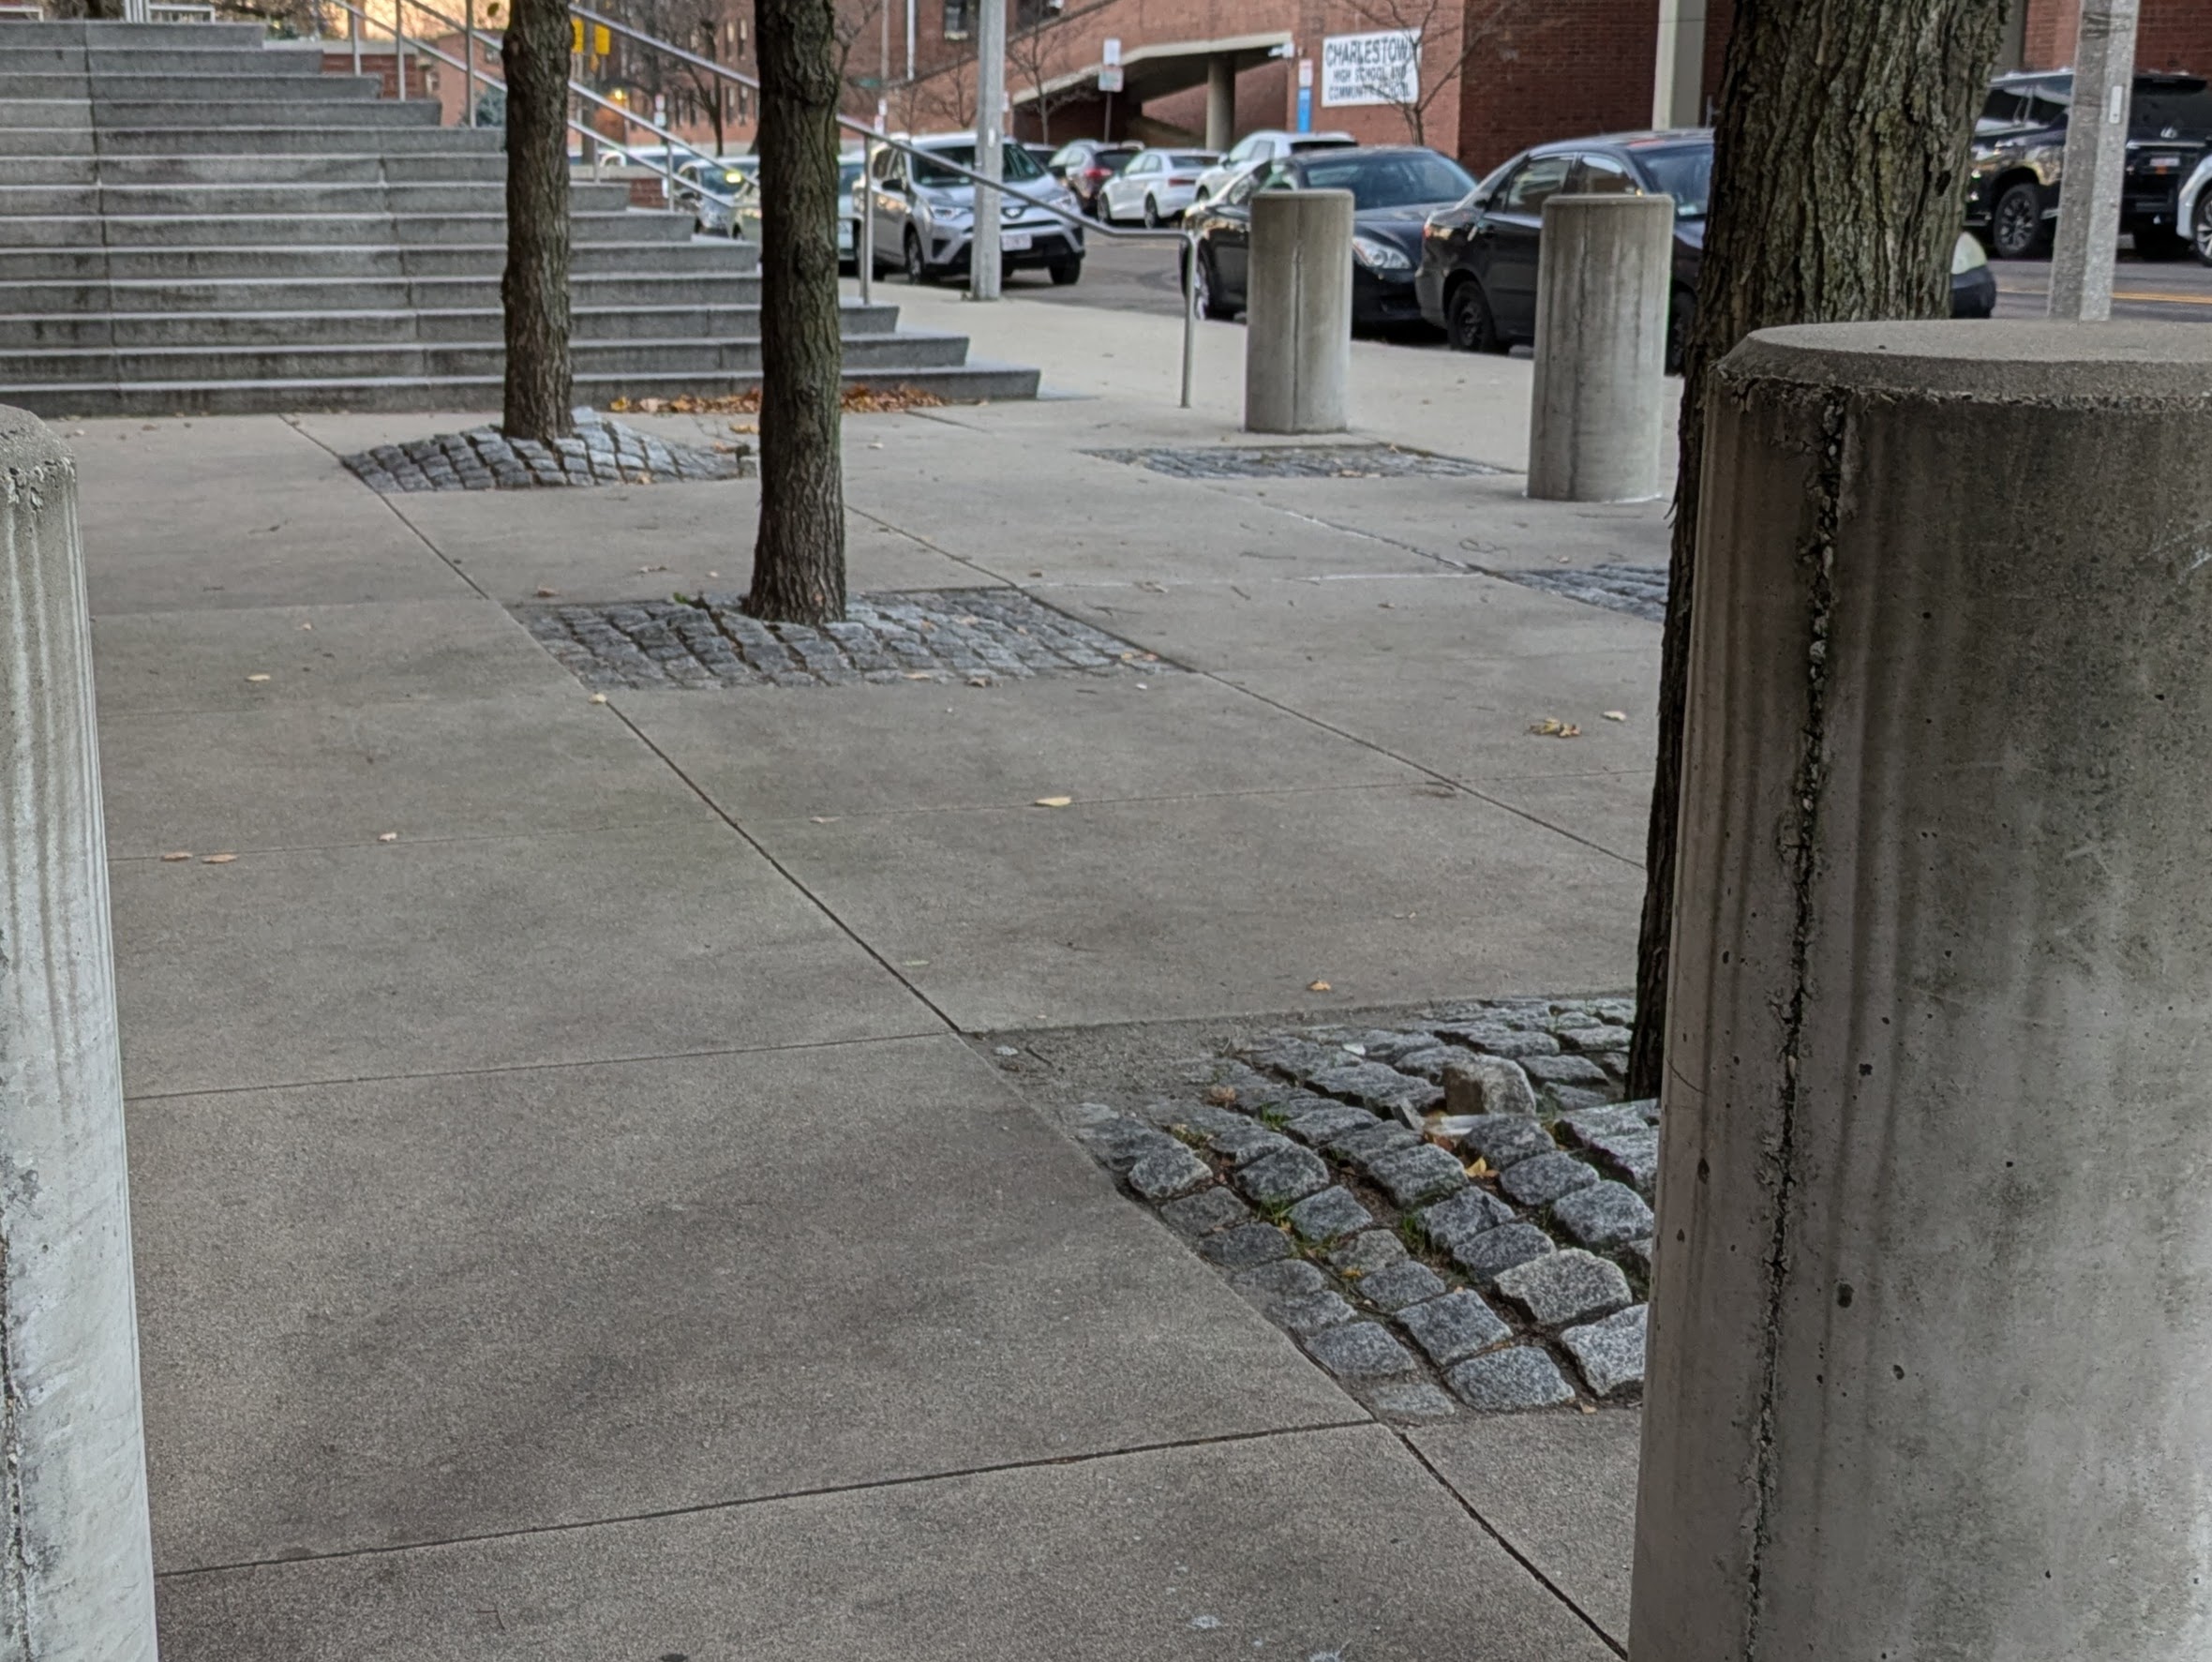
left=873, top=0, right=2212, bottom=175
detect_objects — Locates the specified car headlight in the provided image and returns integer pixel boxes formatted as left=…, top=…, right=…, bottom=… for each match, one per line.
left=2023, top=142, right=2064, bottom=175
left=937, top=205, right=972, bottom=228
left=1352, top=233, right=1412, bottom=271
left=1951, top=231, right=1988, bottom=275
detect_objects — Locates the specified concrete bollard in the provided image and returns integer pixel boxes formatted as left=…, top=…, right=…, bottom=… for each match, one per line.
left=1633, top=322, right=2212, bottom=1660
left=1526, top=193, right=1673, bottom=502
left=1244, top=189, right=1353, bottom=435
left=0, top=410, right=157, bottom=1662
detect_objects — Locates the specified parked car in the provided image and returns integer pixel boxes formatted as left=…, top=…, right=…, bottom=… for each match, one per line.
left=1099, top=147, right=1219, bottom=226
left=836, top=151, right=865, bottom=269
left=670, top=156, right=756, bottom=237
left=1183, top=145, right=1477, bottom=329
left=1046, top=138, right=1139, bottom=216
left=1416, top=131, right=1995, bottom=374
left=2181, top=148, right=2212, bottom=262
left=1968, top=70, right=2212, bottom=259
left=1188, top=128, right=1356, bottom=209
left=867, top=133, right=1085, bottom=284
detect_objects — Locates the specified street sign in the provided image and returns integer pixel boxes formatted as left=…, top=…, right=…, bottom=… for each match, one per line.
left=1102, top=36, right=1120, bottom=65
left=1098, top=64, right=1123, bottom=91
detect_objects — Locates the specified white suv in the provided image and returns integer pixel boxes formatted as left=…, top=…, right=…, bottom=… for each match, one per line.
left=1189, top=129, right=1357, bottom=208
left=2182, top=149, right=2212, bottom=263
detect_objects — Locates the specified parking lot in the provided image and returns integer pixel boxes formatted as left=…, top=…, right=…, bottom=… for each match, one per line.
left=956, top=230, right=2212, bottom=335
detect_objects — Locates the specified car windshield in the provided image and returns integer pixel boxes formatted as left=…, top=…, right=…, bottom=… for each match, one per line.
left=1297, top=150, right=1475, bottom=208
left=838, top=161, right=865, bottom=188
left=913, top=141, right=1047, bottom=186
left=1635, top=142, right=1712, bottom=217
left=1169, top=151, right=1218, bottom=167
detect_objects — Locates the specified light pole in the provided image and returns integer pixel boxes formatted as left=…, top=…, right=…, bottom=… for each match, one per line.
left=2048, top=0, right=2139, bottom=319
left=970, top=0, right=1006, bottom=300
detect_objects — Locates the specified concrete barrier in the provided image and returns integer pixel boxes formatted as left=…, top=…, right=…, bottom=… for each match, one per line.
left=1633, top=321, right=2212, bottom=1660
left=1527, top=193, right=1672, bottom=502
left=1244, top=188, right=1352, bottom=435
left=0, top=408, right=157, bottom=1662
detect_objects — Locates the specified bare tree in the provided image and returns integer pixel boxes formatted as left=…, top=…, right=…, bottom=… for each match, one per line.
left=1624, top=0, right=2009, bottom=1098
left=833, top=0, right=892, bottom=118
left=1004, top=4, right=1081, bottom=144
left=501, top=0, right=574, bottom=442
left=601, top=0, right=737, bottom=150
left=748, top=0, right=848, bottom=623
left=1337, top=0, right=1562, bottom=149
left=904, top=39, right=977, bottom=129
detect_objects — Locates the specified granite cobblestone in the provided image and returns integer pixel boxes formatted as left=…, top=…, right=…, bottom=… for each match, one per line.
left=343, top=409, right=750, bottom=493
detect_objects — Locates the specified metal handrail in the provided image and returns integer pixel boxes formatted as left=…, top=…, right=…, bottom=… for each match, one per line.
left=572, top=1, right=1203, bottom=406
left=323, top=0, right=748, bottom=218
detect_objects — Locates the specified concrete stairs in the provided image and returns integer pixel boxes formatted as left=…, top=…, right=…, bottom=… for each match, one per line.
left=0, top=20, right=1038, bottom=414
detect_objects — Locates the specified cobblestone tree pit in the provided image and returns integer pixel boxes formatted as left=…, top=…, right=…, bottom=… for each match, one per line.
left=1634, top=322, right=2212, bottom=1662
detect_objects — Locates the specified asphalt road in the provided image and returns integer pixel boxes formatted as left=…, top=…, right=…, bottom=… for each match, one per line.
left=994, top=232, right=2212, bottom=333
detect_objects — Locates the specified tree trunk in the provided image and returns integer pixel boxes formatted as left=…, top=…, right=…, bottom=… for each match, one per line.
left=747, top=0, right=848, bottom=623
left=1624, top=0, right=2008, bottom=1101
left=501, top=0, right=575, bottom=443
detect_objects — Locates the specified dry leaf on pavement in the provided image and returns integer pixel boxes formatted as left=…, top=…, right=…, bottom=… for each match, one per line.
left=202, top=853, right=236, bottom=864
left=246, top=673, right=270, bottom=683
left=1603, top=710, right=1627, bottom=722
left=1033, top=796, right=1072, bottom=808
left=160, top=851, right=190, bottom=861
left=1308, top=980, right=1333, bottom=993
left=589, top=693, right=608, bottom=704
left=377, top=831, right=398, bottom=843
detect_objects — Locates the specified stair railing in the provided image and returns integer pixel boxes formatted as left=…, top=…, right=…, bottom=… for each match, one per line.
left=573, top=1, right=1203, bottom=407
left=323, top=0, right=743, bottom=223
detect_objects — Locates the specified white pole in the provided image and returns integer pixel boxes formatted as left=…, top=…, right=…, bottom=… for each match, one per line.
left=350, top=0, right=362, bottom=78
left=2048, top=0, right=2139, bottom=320
left=859, top=137, right=875, bottom=306
left=904, top=0, right=916, bottom=85
left=0, top=412, right=158, bottom=1662
left=464, top=0, right=477, bottom=127
left=970, top=0, right=1006, bottom=300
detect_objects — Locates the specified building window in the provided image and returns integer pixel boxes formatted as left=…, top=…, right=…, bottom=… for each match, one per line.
left=944, top=0, right=971, bottom=38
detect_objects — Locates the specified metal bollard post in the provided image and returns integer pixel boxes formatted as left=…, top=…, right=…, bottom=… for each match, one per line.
left=350, top=0, right=361, bottom=78
left=0, top=408, right=158, bottom=1662
left=1180, top=228, right=1197, bottom=410
left=1243, top=189, right=1353, bottom=433
left=463, top=0, right=477, bottom=127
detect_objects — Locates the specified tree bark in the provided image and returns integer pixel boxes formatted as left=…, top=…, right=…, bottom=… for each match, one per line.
left=746, top=0, right=848, bottom=623
left=1624, top=0, right=2008, bottom=1101
left=501, top=0, right=575, bottom=443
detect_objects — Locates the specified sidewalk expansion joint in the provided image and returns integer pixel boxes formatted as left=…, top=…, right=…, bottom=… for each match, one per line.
left=150, top=1418, right=1374, bottom=1580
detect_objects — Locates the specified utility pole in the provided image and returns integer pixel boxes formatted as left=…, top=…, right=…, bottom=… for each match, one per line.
left=971, top=0, right=1006, bottom=300
left=2048, top=0, right=2138, bottom=319
left=905, top=0, right=916, bottom=84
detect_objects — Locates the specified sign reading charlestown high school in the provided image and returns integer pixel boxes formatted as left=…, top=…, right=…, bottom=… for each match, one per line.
left=1320, top=28, right=1420, bottom=107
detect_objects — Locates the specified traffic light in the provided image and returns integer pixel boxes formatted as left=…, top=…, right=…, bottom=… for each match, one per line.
left=569, top=21, right=611, bottom=59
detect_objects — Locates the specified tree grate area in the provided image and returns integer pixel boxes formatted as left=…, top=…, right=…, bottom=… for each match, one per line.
left=521, top=588, right=1177, bottom=690
left=1072, top=997, right=1656, bottom=1418
left=341, top=408, right=754, bottom=493
left=1493, top=562, right=1666, bottom=623
left=1085, top=442, right=1509, bottom=481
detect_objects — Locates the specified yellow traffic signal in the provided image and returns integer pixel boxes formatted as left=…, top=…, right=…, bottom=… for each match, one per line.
left=571, top=21, right=611, bottom=59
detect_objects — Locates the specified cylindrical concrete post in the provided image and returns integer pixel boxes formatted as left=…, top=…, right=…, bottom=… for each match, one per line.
left=1526, top=192, right=1673, bottom=502
left=1244, top=188, right=1352, bottom=434
left=1204, top=55, right=1234, bottom=153
left=0, top=410, right=157, bottom=1662
left=1633, top=322, right=2212, bottom=1661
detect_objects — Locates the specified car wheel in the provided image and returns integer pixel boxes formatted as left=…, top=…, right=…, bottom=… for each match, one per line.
left=1188, top=246, right=1225, bottom=319
left=2196, top=191, right=2212, bottom=266
left=1666, top=287, right=1695, bottom=375
left=904, top=230, right=929, bottom=284
left=1049, top=257, right=1083, bottom=286
left=1097, top=194, right=1115, bottom=226
left=1445, top=279, right=1500, bottom=353
left=1143, top=194, right=1160, bottom=229
left=1990, top=180, right=2047, bottom=260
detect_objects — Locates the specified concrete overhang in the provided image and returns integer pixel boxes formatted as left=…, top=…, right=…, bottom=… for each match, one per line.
left=1011, top=29, right=1293, bottom=109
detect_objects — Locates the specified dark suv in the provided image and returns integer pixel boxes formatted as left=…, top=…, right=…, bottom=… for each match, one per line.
left=1968, top=70, right=2212, bottom=259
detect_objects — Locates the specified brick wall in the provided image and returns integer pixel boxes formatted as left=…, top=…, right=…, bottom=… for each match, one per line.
left=1454, top=0, right=1658, bottom=173
left=2022, top=0, right=2212, bottom=73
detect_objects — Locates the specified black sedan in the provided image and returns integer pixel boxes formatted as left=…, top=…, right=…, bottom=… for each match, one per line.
left=1182, top=146, right=1478, bottom=331
left=1416, top=131, right=1995, bottom=372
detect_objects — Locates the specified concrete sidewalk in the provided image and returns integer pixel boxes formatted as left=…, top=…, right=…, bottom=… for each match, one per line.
left=86, top=293, right=1667, bottom=1657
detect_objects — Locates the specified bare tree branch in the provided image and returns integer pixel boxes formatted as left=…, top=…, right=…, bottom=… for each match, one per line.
left=1336, top=0, right=1562, bottom=148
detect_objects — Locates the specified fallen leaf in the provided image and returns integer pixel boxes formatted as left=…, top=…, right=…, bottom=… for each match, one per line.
left=246, top=672, right=271, bottom=683
left=637, top=563, right=670, bottom=574
left=202, top=853, right=236, bottom=864
left=809, top=816, right=840, bottom=824
left=1308, top=980, right=1333, bottom=993
left=1530, top=717, right=1562, bottom=736
left=300, top=621, right=314, bottom=631
left=377, top=831, right=398, bottom=843
left=706, top=570, right=719, bottom=578
left=1204, top=1085, right=1239, bottom=1106
left=160, top=851, right=191, bottom=861
left=1340, top=1266, right=1365, bottom=1281
left=1465, top=1157, right=1494, bottom=1178
left=1560, top=724, right=1582, bottom=738
left=1577, top=1402, right=1597, bottom=1415
left=867, top=441, right=885, bottom=450
left=1033, top=796, right=1072, bottom=808
left=902, top=670, right=934, bottom=681
left=902, top=958, right=931, bottom=967
left=966, top=674, right=994, bottom=687
left=1604, top=710, right=1627, bottom=722
left=535, top=586, right=560, bottom=598
left=589, top=693, right=609, bottom=705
